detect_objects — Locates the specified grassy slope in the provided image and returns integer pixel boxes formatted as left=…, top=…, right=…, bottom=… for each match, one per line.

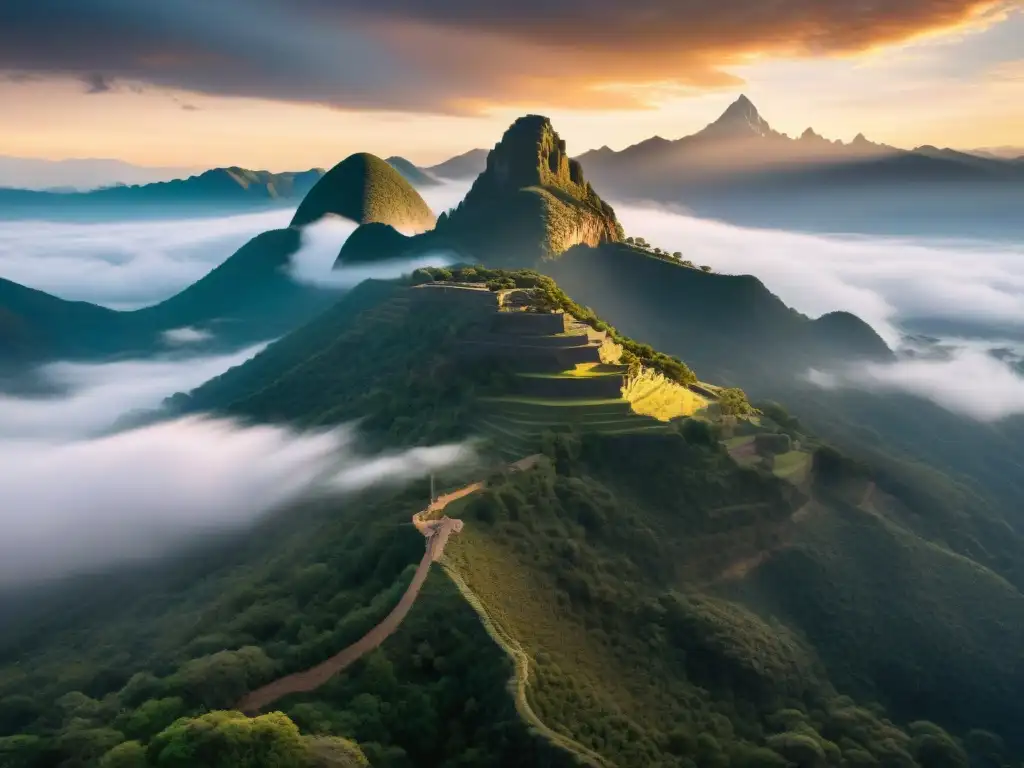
left=438, top=432, right=1024, bottom=765
left=291, top=153, right=435, bottom=232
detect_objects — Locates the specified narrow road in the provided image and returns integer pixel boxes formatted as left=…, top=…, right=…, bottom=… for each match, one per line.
left=237, top=456, right=541, bottom=715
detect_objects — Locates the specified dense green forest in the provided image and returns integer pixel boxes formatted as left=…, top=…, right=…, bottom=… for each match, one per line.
left=3, top=267, right=1023, bottom=767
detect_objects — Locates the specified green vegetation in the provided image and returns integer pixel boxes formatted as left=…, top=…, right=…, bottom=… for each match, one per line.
left=1, top=228, right=339, bottom=365
left=291, top=153, right=435, bottom=232
left=335, top=223, right=414, bottom=265
left=437, top=116, right=622, bottom=265
left=6, top=261, right=1024, bottom=768
left=438, top=430, right=1007, bottom=766
left=413, top=265, right=698, bottom=388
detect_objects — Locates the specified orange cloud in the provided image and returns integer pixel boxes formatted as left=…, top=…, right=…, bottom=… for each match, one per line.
left=0, top=0, right=1016, bottom=113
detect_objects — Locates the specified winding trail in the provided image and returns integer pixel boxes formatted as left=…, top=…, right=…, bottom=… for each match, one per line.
left=237, top=455, right=541, bottom=715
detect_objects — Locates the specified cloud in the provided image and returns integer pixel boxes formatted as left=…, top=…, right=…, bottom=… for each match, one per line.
left=0, top=0, right=1011, bottom=112
left=287, top=213, right=457, bottom=289
left=0, top=345, right=267, bottom=440
left=614, top=201, right=1024, bottom=348
left=611, top=199, right=1024, bottom=419
left=807, top=348, right=1024, bottom=421
left=0, top=339, right=476, bottom=586
left=82, top=71, right=112, bottom=93
left=0, top=207, right=294, bottom=308
left=0, top=416, right=475, bottom=586
left=162, top=326, right=213, bottom=345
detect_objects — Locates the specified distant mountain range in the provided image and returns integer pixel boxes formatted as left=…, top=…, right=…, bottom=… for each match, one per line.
left=0, top=152, right=431, bottom=372
left=571, top=95, right=1024, bottom=239
left=0, top=154, right=200, bottom=191
left=423, top=148, right=488, bottom=180
left=0, top=166, right=326, bottom=220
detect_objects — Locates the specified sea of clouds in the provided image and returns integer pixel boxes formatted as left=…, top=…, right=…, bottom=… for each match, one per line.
left=0, top=191, right=469, bottom=586
left=1, top=180, right=1023, bottom=584
left=0, top=346, right=475, bottom=586
left=613, top=202, right=1024, bottom=421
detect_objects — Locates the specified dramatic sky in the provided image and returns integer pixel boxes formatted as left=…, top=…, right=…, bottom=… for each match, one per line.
left=1, top=0, right=1022, bottom=169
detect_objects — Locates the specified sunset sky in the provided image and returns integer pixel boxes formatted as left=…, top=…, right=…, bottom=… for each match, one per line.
left=1, top=0, right=1021, bottom=170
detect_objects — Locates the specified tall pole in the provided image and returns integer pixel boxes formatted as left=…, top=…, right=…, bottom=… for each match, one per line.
left=430, top=472, right=436, bottom=504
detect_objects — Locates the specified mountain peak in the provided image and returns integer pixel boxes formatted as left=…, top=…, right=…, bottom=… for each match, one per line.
left=702, top=94, right=774, bottom=139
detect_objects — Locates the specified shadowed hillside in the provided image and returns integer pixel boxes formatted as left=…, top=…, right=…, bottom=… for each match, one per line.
left=0, top=227, right=341, bottom=368
left=385, top=156, right=440, bottom=187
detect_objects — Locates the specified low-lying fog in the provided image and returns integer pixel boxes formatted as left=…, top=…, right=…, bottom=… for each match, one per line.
left=614, top=203, right=1024, bottom=420
left=1, top=180, right=1023, bottom=584
left=0, top=347, right=475, bottom=587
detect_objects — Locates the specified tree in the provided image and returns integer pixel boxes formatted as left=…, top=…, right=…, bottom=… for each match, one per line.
left=625, top=236, right=635, bottom=244
left=718, top=388, right=754, bottom=417
left=173, top=646, right=274, bottom=710
left=672, top=252, right=682, bottom=259
left=100, top=740, right=147, bottom=768
left=147, top=710, right=308, bottom=768
left=700, top=265, right=713, bottom=272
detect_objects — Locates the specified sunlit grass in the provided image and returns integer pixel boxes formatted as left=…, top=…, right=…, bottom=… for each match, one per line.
left=622, top=368, right=709, bottom=421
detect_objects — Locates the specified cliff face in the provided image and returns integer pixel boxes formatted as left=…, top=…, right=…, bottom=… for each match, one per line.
left=441, top=115, right=622, bottom=265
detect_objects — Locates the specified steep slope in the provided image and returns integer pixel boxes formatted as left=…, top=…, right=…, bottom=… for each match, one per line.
left=0, top=228, right=342, bottom=366
left=0, top=167, right=325, bottom=220
left=543, top=241, right=892, bottom=383
left=424, top=148, right=488, bottom=180
left=385, top=156, right=440, bottom=187
left=436, top=116, right=623, bottom=265
left=291, top=153, right=435, bottom=232
left=5, top=268, right=1024, bottom=767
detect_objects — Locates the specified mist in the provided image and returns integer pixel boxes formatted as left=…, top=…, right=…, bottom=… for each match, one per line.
left=615, top=203, right=1024, bottom=347
left=0, top=208, right=294, bottom=308
left=287, top=214, right=455, bottom=288
left=0, top=416, right=474, bottom=586
left=612, top=200, right=1024, bottom=419
left=0, top=340, right=476, bottom=586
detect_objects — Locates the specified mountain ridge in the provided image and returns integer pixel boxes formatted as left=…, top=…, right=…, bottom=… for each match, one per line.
left=0, top=166, right=326, bottom=220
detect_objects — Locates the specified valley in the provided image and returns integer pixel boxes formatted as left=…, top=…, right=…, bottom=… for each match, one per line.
left=2, top=84, right=1024, bottom=768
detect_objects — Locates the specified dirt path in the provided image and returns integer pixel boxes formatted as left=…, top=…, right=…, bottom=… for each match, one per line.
left=237, top=456, right=542, bottom=715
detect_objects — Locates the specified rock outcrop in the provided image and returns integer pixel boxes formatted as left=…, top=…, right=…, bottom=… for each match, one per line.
left=439, top=115, right=622, bottom=266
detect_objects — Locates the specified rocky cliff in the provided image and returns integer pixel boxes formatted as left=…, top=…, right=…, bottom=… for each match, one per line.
left=439, top=115, right=622, bottom=265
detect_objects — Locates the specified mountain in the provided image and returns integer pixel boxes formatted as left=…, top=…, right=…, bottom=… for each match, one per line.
left=0, top=155, right=199, bottom=191
left=290, top=153, right=435, bottom=232
left=335, top=223, right=417, bottom=264
left=424, top=148, right=488, bottom=179
left=0, top=227, right=342, bottom=371
left=575, top=95, right=1024, bottom=239
left=385, top=156, right=441, bottom=187
left=6, top=267, right=1024, bottom=767
left=434, top=115, right=623, bottom=264
left=0, top=167, right=326, bottom=220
